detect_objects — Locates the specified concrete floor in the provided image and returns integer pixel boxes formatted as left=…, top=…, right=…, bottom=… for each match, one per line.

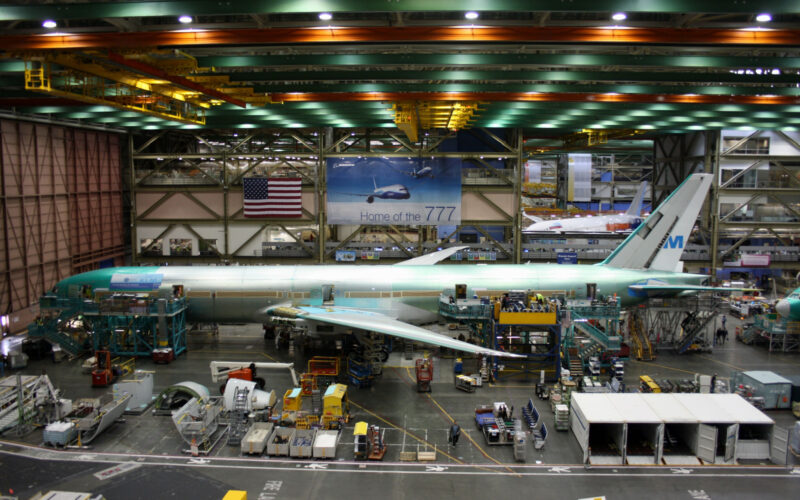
left=1, top=317, right=799, bottom=500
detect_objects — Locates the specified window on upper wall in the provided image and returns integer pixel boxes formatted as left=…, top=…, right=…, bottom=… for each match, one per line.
left=140, top=238, right=163, bottom=257
left=722, top=136, right=770, bottom=155
left=199, top=239, right=218, bottom=256
left=169, top=238, right=192, bottom=256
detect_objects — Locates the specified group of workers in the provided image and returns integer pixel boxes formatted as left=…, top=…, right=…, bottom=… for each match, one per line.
left=500, top=292, right=554, bottom=313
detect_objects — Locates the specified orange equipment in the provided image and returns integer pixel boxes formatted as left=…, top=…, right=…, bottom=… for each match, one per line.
left=91, top=350, right=115, bottom=387
left=219, top=362, right=265, bottom=394
left=415, top=358, right=433, bottom=392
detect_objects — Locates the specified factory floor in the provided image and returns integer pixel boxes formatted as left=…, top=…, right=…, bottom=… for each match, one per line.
left=1, top=316, right=799, bottom=500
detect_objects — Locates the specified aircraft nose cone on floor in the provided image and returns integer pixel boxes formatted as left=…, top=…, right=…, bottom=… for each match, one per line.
left=775, top=299, right=790, bottom=318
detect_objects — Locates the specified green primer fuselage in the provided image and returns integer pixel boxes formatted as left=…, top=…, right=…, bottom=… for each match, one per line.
left=54, top=264, right=708, bottom=324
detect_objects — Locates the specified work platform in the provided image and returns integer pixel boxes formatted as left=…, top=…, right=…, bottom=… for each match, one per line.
left=740, top=315, right=800, bottom=352
left=640, top=296, right=721, bottom=353
left=438, top=294, right=562, bottom=382
left=29, top=293, right=187, bottom=358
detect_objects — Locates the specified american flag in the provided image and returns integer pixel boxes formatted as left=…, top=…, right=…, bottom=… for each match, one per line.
left=243, top=177, right=302, bottom=218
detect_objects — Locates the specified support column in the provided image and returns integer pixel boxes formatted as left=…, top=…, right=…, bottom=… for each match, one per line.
left=709, top=131, right=721, bottom=275
left=318, top=128, right=326, bottom=263
left=513, top=128, right=524, bottom=264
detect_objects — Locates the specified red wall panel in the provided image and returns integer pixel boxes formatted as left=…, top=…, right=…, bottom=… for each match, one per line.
left=1, top=120, right=125, bottom=322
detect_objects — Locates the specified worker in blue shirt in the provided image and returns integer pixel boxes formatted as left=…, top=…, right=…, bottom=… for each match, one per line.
left=449, top=422, right=461, bottom=446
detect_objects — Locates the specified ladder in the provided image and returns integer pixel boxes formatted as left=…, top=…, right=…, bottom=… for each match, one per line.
left=311, top=389, right=322, bottom=415
left=404, top=341, right=414, bottom=360
left=630, top=313, right=653, bottom=361
left=227, top=386, right=249, bottom=446
left=676, top=310, right=716, bottom=353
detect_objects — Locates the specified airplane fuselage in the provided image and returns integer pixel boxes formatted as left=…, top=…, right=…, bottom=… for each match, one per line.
left=374, top=184, right=410, bottom=199
left=524, top=214, right=643, bottom=233
left=55, top=264, right=708, bottom=324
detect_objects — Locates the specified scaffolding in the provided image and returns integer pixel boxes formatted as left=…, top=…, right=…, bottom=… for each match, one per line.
left=438, top=295, right=561, bottom=381
left=641, top=296, right=720, bottom=353
left=741, top=316, right=800, bottom=353
left=562, top=301, right=624, bottom=378
left=30, top=293, right=187, bottom=357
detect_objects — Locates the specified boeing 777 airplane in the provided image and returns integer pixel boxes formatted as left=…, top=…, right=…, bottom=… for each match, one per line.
left=342, top=177, right=411, bottom=204
left=53, top=174, right=728, bottom=358
left=523, top=181, right=648, bottom=233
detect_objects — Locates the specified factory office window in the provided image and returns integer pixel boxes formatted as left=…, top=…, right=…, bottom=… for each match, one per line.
left=722, top=136, right=770, bottom=155
left=169, top=238, right=192, bottom=256
left=199, top=239, right=218, bottom=256
left=140, top=238, right=163, bottom=257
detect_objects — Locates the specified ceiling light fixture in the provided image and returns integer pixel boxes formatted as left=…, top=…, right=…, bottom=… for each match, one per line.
left=756, top=13, right=772, bottom=22
left=178, top=15, right=193, bottom=24
left=465, top=11, right=479, bottom=20
left=42, top=20, right=57, bottom=29
left=612, top=12, right=627, bottom=21
left=319, top=12, right=333, bottom=21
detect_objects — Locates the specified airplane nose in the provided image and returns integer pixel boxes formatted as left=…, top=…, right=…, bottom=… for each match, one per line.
left=776, top=299, right=790, bottom=317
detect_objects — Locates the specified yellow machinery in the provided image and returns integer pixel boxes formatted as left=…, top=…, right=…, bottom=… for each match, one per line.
left=222, top=492, right=247, bottom=500
left=353, top=421, right=368, bottom=459
left=321, top=383, right=350, bottom=429
left=280, top=387, right=303, bottom=424
left=639, top=375, right=661, bottom=393
left=353, top=421, right=386, bottom=460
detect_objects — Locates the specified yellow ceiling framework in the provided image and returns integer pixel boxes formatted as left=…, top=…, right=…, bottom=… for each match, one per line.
left=20, top=50, right=274, bottom=124
left=562, top=128, right=645, bottom=148
left=392, top=101, right=481, bottom=142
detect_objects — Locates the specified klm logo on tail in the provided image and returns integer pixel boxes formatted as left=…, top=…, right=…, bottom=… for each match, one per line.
left=663, top=235, right=684, bottom=249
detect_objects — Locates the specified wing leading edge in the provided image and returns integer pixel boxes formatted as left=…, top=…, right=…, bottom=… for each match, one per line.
left=268, top=305, right=522, bottom=358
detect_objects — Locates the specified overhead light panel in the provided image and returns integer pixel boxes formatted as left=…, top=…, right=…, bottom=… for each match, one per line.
left=178, top=15, right=193, bottom=24
left=756, top=13, right=772, bottom=22
left=42, top=20, right=57, bottom=29
left=612, top=12, right=627, bottom=21
left=465, top=11, right=479, bottom=20
left=319, top=12, right=333, bottom=21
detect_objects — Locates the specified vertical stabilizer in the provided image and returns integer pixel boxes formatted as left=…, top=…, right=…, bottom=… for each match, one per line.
left=602, top=173, right=712, bottom=271
left=625, top=180, right=648, bottom=217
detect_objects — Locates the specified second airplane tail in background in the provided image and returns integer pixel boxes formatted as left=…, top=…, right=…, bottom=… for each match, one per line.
left=624, top=180, right=648, bottom=217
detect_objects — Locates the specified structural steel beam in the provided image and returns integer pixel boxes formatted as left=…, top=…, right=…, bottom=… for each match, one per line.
left=271, top=91, right=799, bottom=106
left=2, top=26, right=800, bottom=51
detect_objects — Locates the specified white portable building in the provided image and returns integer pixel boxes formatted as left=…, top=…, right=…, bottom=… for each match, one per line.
left=570, top=393, right=786, bottom=466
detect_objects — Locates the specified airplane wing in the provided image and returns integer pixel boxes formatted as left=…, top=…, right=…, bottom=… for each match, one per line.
left=628, top=284, right=757, bottom=297
left=268, top=305, right=522, bottom=358
left=395, top=246, right=468, bottom=266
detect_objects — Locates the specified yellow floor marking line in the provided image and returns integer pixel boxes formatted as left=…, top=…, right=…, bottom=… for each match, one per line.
left=696, top=355, right=743, bottom=371
left=628, top=359, right=697, bottom=375
left=400, top=367, right=517, bottom=474
left=348, top=400, right=465, bottom=465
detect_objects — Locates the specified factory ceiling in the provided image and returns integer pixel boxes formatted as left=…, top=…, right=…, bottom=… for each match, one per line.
left=0, top=1, right=799, bottom=135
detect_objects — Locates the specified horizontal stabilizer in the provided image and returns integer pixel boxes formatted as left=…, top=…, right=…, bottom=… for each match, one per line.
left=268, top=305, right=522, bottom=358
left=625, top=180, right=648, bottom=217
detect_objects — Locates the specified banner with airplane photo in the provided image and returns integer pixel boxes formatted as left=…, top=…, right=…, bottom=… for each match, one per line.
left=326, top=157, right=461, bottom=225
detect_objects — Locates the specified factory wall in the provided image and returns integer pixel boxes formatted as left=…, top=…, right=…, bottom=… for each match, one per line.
left=0, top=119, right=125, bottom=332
